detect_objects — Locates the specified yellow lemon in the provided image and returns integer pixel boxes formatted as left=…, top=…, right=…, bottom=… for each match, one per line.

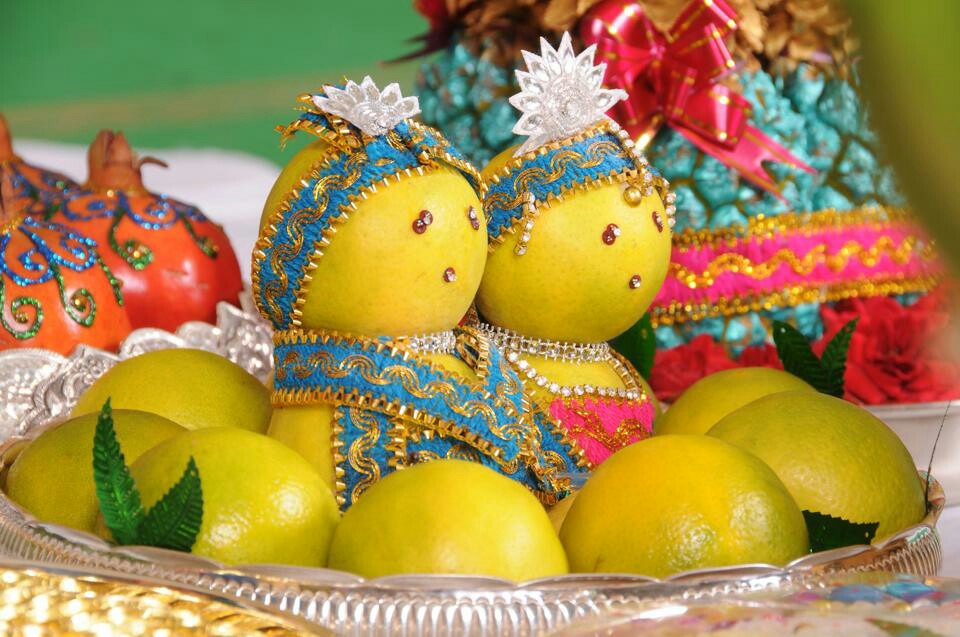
left=262, top=138, right=486, bottom=336
left=72, top=349, right=271, bottom=433
left=327, top=459, right=568, bottom=580
left=657, top=367, right=815, bottom=435
left=709, top=391, right=926, bottom=539
left=267, top=403, right=337, bottom=488
left=127, top=428, right=339, bottom=567
left=548, top=491, right=578, bottom=534
left=6, top=410, right=184, bottom=534
left=560, top=435, right=808, bottom=576
left=476, top=144, right=672, bottom=343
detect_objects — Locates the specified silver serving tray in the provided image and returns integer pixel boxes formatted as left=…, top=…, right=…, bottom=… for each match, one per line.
left=0, top=302, right=946, bottom=636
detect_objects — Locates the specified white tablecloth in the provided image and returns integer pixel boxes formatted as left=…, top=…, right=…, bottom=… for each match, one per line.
left=16, top=140, right=960, bottom=576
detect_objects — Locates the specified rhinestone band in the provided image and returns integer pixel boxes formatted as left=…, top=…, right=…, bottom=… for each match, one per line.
left=605, top=118, right=677, bottom=228
left=506, top=349, right=642, bottom=400
left=477, top=323, right=643, bottom=401
left=479, top=323, right=610, bottom=363
left=397, top=330, right=457, bottom=355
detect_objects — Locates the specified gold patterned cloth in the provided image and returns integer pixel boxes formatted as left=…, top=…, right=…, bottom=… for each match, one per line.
left=0, top=560, right=320, bottom=635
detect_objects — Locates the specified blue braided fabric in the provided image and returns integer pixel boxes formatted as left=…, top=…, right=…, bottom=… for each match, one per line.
left=255, top=118, right=482, bottom=330
left=483, top=128, right=635, bottom=240
left=273, top=329, right=564, bottom=506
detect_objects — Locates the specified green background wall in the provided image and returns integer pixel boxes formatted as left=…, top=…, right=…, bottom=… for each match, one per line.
left=0, top=1, right=426, bottom=162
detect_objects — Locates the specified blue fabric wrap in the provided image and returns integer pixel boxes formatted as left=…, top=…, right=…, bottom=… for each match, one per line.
left=334, top=408, right=537, bottom=509
left=256, top=119, right=481, bottom=330
left=532, top=410, right=588, bottom=483
left=485, top=129, right=634, bottom=240
left=274, top=331, right=561, bottom=506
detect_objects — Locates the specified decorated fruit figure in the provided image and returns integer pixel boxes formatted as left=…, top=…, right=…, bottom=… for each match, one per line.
left=0, top=114, right=79, bottom=215
left=0, top=170, right=130, bottom=353
left=476, top=34, right=674, bottom=470
left=255, top=78, right=561, bottom=509
left=56, top=131, right=242, bottom=331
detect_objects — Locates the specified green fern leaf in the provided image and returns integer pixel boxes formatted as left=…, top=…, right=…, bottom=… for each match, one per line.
left=137, top=457, right=203, bottom=552
left=803, top=509, right=879, bottom=553
left=820, top=318, right=859, bottom=398
left=772, top=321, right=831, bottom=392
left=92, top=399, right=144, bottom=545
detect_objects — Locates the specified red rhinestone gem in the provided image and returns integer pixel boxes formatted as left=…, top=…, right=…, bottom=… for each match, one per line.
left=467, top=206, right=480, bottom=230
left=443, top=267, right=457, bottom=283
left=629, top=274, right=642, bottom=289
left=652, top=210, right=664, bottom=233
left=412, top=209, right=433, bottom=234
left=602, top=223, right=620, bottom=245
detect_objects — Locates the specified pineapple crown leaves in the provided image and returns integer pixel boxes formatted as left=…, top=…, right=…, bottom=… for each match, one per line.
left=772, top=317, right=858, bottom=397
left=802, top=509, right=878, bottom=553
left=93, top=399, right=203, bottom=552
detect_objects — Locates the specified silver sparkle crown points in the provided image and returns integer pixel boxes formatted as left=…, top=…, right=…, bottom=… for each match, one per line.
left=312, top=76, right=420, bottom=137
left=509, top=32, right=627, bottom=155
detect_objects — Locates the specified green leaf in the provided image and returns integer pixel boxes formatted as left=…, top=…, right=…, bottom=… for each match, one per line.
left=803, top=510, right=879, bottom=553
left=92, top=399, right=145, bottom=545
left=772, top=320, right=831, bottom=392
left=610, top=314, right=656, bottom=378
left=820, top=318, right=859, bottom=398
left=137, top=456, right=204, bottom=552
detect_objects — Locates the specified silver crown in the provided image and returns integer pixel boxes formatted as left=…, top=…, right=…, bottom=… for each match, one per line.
left=313, top=76, right=420, bottom=137
left=509, top=32, right=627, bottom=155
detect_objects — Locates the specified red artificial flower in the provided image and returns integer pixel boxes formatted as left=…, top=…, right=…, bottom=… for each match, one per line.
left=818, top=289, right=960, bottom=405
left=736, top=343, right=783, bottom=369
left=649, top=334, right=738, bottom=402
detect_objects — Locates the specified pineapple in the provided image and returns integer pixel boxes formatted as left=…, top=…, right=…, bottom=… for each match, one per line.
left=409, top=0, right=926, bottom=359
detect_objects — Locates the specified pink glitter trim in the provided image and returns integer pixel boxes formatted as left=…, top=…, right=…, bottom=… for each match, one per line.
left=652, top=211, right=941, bottom=313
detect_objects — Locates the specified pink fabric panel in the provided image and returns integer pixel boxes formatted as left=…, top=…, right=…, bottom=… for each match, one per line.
left=549, top=396, right=655, bottom=466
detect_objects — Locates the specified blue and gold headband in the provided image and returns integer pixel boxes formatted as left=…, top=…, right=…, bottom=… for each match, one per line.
left=253, top=77, right=485, bottom=330
left=483, top=33, right=676, bottom=255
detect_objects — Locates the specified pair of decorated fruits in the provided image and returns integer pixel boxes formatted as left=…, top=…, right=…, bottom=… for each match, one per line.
left=0, top=117, right=242, bottom=353
left=0, top=33, right=934, bottom=582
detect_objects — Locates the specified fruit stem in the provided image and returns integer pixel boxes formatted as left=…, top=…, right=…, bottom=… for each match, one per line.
left=0, top=114, right=14, bottom=163
left=86, top=130, right=165, bottom=194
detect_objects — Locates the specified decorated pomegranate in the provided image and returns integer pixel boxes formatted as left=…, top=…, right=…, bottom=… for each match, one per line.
left=57, top=131, right=243, bottom=331
left=0, top=169, right=130, bottom=354
left=0, top=114, right=79, bottom=215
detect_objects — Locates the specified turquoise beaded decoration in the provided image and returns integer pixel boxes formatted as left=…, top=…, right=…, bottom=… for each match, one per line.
left=416, top=47, right=914, bottom=354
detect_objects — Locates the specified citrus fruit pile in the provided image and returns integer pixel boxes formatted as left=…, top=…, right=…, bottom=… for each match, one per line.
left=1, top=348, right=928, bottom=580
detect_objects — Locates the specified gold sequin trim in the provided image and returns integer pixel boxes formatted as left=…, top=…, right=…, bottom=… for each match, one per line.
left=650, top=273, right=942, bottom=327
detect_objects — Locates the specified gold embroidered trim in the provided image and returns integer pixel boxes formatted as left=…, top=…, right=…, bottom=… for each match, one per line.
left=650, top=273, right=943, bottom=327
left=670, top=206, right=921, bottom=250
